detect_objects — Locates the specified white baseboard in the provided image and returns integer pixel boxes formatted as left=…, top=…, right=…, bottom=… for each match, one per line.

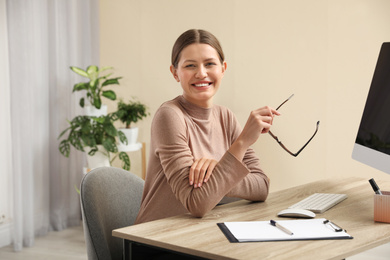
left=0, top=222, right=12, bottom=248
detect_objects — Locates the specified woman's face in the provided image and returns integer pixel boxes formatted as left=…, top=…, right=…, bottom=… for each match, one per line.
left=170, top=43, right=227, bottom=108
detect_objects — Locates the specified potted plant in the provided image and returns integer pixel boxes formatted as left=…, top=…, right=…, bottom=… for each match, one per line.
left=115, top=98, right=149, bottom=146
left=58, top=113, right=131, bottom=170
left=70, top=65, right=120, bottom=116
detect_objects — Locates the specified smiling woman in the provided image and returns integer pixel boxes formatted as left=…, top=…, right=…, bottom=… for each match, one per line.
left=135, top=29, right=279, bottom=225
left=170, top=29, right=227, bottom=108
left=170, top=43, right=226, bottom=108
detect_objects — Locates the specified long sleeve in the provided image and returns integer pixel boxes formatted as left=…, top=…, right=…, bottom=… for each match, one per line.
left=224, top=115, right=270, bottom=201
left=226, top=147, right=270, bottom=201
left=135, top=96, right=270, bottom=224
left=153, top=106, right=252, bottom=217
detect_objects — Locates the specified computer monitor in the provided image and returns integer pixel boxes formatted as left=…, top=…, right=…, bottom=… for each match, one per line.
left=352, top=42, right=390, bottom=174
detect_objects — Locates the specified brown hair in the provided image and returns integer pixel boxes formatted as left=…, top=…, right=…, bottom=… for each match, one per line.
left=171, top=29, right=225, bottom=68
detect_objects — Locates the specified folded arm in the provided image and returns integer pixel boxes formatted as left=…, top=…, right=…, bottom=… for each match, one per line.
left=154, top=106, right=269, bottom=217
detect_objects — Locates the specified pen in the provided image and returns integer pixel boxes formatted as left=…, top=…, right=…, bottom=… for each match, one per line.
left=270, top=220, right=294, bottom=235
left=369, top=178, right=383, bottom=195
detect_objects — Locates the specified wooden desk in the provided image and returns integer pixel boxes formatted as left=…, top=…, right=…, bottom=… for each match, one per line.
left=113, top=178, right=390, bottom=260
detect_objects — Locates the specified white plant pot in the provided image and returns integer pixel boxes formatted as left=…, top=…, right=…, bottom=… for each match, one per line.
left=84, top=105, right=107, bottom=117
left=84, top=145, right=111, bottom=169
left=119, top=127, right=139, bottom=145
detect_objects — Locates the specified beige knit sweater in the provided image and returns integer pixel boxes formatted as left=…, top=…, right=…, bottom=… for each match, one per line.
left=135, top=96, right=269, bottom=224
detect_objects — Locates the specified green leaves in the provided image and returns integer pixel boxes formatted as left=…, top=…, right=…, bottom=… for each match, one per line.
left=79, top=98, right=85, bottom=108
left=58, top=114, right=131, bottom=170
left=118, top=130, right=128, bottom=145
left=94, top=97, right=102, bottom=109
left=59, top=140, right=70, bottom=157
left=86, top=65, right=98, bottom=76
left=70, top=66, right=89, bottom=78
left=70, top=65, right=120, bottom=109
left=72, top=82, right=89, bottom=92
left=102, top=90, right=116, bottom=100
left=102, top=136, right=117, bottom=153
left=103, top=122, right=117, bottom=137
left=61, top=65, right=135, bottom=171
left=102, top=77, right=121, bottom=87
left=116, top=99, right=150, bottom=128
left=119, top=152, right=130, bottom=171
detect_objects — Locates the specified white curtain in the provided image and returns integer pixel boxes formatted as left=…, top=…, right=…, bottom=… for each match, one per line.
left=5, top=0, right=100, bottom=251
left=0, top=0, right=13, bottom=247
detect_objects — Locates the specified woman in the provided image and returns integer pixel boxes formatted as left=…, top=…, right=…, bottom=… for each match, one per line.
left=135, top=29, right=279, bottom=224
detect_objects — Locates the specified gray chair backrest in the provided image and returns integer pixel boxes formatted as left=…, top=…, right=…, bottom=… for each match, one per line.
left=80, top=167, right=144, bottom=260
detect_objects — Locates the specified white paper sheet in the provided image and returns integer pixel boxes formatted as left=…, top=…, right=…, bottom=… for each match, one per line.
left=223, top=218, right=352, bottom=242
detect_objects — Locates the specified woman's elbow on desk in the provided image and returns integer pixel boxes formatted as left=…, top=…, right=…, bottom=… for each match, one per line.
left=185, top=202, right=210, bottom=218
left=189, top=210, right=208, bottom=218
left=183, top=190, right=220, bottom=218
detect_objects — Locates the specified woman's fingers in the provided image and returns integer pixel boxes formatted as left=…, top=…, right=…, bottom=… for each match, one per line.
left=190, top=158, right=205, bottom=188
left=190, top=158, right=217, bottom=188
left=203, top=160, right=217, bottom=183
left=229, top=105, right=281, bottom=162
left=252, top=106, right=280, bottom=133
left=194, top=158, right=207, bottom=188
left=189, top=161, right=196, bottom=186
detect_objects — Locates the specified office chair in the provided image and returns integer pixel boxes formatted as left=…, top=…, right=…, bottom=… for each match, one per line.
left=80, top=166, right=144, bottom=260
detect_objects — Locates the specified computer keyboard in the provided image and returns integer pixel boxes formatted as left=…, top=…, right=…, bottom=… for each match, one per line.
left=288, top=193, right=347, bottom=213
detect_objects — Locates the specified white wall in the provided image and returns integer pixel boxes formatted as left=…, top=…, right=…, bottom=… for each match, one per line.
left=99, top=0, right=390, bottom=191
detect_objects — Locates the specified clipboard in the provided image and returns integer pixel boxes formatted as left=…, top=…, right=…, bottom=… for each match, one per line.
left=217, top=218, right=353, bottom=243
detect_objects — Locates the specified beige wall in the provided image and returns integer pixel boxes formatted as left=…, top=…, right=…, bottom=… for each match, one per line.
left=99, top=0, right=390, bottom=191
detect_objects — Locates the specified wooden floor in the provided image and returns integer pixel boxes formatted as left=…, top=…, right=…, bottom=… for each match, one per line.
left=0, top=224, right=389, bottom=259
left=0, top=225, right=87, bottom=260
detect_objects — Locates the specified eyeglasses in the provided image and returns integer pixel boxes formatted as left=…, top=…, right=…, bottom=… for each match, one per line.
left=268, top=94, right=320, bottom=157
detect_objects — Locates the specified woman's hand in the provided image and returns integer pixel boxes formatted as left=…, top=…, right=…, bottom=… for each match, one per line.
left=229, top=106, right=280, bottom=161
left=189, top=158, right=218, bottom=188
left=241, top=106, right=280, bottom=143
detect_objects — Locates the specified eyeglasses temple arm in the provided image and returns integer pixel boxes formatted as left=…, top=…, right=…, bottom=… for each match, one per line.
left=276, top=94, right=294, bottom=111
left=292, top=121, right=320, bottom=157
left=269, top=130, right=297, bottom=157
left=268, top=121, right=320, bottom=157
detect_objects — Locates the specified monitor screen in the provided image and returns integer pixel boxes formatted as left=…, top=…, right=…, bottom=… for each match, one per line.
left=352, top=42, right=390, bottom=174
